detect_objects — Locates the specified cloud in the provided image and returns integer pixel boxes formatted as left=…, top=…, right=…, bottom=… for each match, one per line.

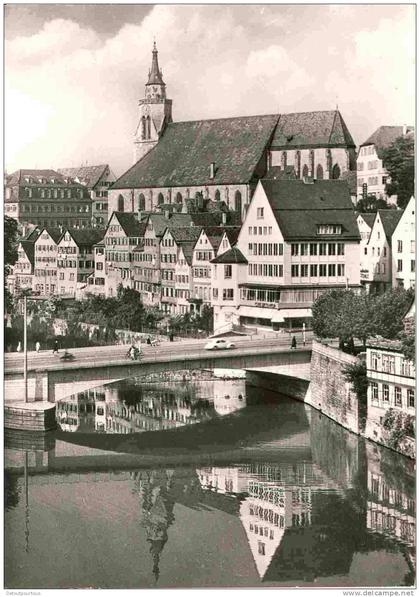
left=5, top=5, right=415, bottom=176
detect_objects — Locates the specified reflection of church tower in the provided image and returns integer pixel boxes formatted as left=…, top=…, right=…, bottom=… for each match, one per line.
left=134, top=42, right=173, bottom=164
left=136, top=470, right=176, bottom=584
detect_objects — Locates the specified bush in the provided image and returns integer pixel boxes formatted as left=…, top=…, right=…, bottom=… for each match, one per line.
left=382, top=408, right=415, bottom=449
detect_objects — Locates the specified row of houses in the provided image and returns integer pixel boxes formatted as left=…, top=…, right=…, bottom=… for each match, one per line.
left=9, top=176, right=415, bottom=333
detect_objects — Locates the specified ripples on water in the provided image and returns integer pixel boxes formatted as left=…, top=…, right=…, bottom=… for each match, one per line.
left=4, top=373, right=416, bottom=589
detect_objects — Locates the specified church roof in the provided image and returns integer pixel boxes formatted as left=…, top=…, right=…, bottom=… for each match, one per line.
left=57, top=165, right=110, bottom=189
left=271, top=110, right=355, bottom=149
left=261, top=179, right=360, bottom=241
left=112, top=114, right=279, bottom=189
left=360, top=125, right=414, bottom=158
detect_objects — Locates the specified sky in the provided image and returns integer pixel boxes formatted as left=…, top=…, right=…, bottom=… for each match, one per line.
left=5, top=4, right=415, bottom=177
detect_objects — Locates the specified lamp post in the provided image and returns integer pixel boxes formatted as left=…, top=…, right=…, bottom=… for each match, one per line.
left=23, top=294, right=28, bottom=403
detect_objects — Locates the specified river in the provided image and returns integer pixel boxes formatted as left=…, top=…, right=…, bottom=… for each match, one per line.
left=4, top=373, right=416, bottom=589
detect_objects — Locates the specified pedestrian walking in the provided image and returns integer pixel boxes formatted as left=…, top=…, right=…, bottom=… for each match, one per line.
left=53, top=340, right=59, bottom=354
left=17, top=341, right=22, bottom=353
left=36, top=341, right=41, bottom=353
left=291, top=335, right=297, bottom=350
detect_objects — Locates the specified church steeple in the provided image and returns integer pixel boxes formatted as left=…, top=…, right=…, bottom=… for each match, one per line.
left=147, top=42, right=165, bottom=86
left=134, top=41, right=173, bottom=164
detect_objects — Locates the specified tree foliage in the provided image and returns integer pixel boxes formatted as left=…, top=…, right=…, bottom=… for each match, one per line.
left=312, top=288, right=414, bottom=350
left=4, top=215, right=19, bottom=313
left=355, top=195, right=393, bottom=213
left=382, top=135, right=415, bottom=209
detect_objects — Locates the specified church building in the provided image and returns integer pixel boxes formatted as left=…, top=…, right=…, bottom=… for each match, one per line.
left=109, top=44, right=357, bottom=221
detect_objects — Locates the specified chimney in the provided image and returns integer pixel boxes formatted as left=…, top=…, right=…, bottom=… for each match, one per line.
left=210, top=162, right=215, bottom=179
left=164, top=209, right=170, bottom=220
left=221, top=212, right=227, bottom=225
left=403, top=124, right=407, bottom=136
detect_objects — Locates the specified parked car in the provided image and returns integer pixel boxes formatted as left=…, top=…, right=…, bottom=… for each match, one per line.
left=204, top=339, right=235, bottom=350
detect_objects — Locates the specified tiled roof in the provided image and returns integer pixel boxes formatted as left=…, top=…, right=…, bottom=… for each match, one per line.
left=224, top=227, right=241, bottom=246
left=340, top=170, right=357, bottom=194
left=271, top=110, right=355, bottom=148
left=211, top=247, right=248, bottom=264
left=168, top=227, right=201, bottom=243
left=20, top=241, right=35, bottom=267
left=7, top=169, right=61, bottom=185
left=57, top=165, right=110, bottom=189
left=63, top=228, right=106, bottom=247
left=361, top=126, right=415, bottom=158
left=358, top=213, right=376, bottom=228
left=263, top=165, right=297, bottom=180
left=180, top=243, right=195, bottom=265
left=377, top=209, right=403, bottom=241
left=34, top=227, right=63, bottom=244
left=112, top=213, right=146, bottom=238
left=261, top=180, right=360, bottom=241
left=111, top=114, right=279, bottom=189
left=147, top=213, right=193, bottom=237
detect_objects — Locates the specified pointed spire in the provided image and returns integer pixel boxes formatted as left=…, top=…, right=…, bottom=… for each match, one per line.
left=147, top=41, right=165, bottom=86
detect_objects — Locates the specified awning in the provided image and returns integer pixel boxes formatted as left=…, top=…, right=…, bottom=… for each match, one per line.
left=272, top=308, right=312, bottom=323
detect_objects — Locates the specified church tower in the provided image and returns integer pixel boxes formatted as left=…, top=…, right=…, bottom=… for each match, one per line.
left=134, top=42, right=173, bottom=164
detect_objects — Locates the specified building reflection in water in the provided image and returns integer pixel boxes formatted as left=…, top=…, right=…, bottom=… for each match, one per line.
left=55, top=376, right=248, bottom=434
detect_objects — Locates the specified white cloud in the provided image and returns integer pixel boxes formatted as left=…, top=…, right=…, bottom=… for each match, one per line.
left=4, top=5, right=415, bottom=175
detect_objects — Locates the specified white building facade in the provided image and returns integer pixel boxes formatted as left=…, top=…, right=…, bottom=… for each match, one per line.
left=392, top=196, right=416, bottom=289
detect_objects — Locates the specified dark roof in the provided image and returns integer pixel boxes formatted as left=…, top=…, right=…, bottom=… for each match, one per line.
left=20, top=241, right=35, bottom=267
left=63, top=228, right=105, bottom=247
left=271, top=110, right=355, bottom=149
left=263, top=165, right=297, bottom=181
left=24, top=227, right=42, bottom=242
left=111, top=212, right=146, bottom=237
left=6, top=169, right=87, bottom=188
left=167, top=227, right=201, bottom=243
left=147, top=213, right=193, bottom=237
left=57, top=165, right=110, bottom=189
left=358, top=213, right=376, bottom=228
left=112, top=114, right=279, bottom=189
left=179, top=243, right=194, bottom=265
left=261, top=180, right=360, bottom=241
left=211, top=247, right=248, bottom=264
left=361, top=126, right=415, bottom=158
left=377, top=209, right=403, bottom=241
left=224, top=227, right=241, bottom=246
left=147, top=43, right=165, bottom=86
left=34, top=227, right=63, bottom=244
left=340, top=170, right=357, bottom=194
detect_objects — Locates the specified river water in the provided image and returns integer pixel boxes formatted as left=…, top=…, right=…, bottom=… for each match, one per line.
left=4, top=373, right=416, bottom=589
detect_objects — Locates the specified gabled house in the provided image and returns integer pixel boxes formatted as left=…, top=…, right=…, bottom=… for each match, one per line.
left=357, top=126, right=414, bottom=203
left=360, top=210, right=403, bottom=293
left=103, top=212, right=146, bottom=297
left=211, top=179, right=360, bottom=333
left=57, top=228, right=105, bottom=298
left=356, top=213, right=376, bottom=284
left=392, top=197, right=416, bottom=289
left=33, top=227, right=62, bottom=296
left=9, top=228, right=41, bottom=294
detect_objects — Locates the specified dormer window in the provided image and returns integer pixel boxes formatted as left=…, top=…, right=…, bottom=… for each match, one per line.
left=317, top=224, right=342, bottom=235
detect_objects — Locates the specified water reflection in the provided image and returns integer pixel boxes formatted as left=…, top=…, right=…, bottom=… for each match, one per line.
left=4, top=378, right=416, bottom=589
left=55, top=377, right=247, bottom=434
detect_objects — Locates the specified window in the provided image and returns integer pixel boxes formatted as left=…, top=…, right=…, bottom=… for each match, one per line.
left=234, top=190, right=242, bottom=213
left=337, top=243, right=345, bottom=256
left=310, top=264, right=318, bottom=277
left=212, top=288, right=218, bottom=299
left=397, top=259, right=403, bottom=272
left=411, top=260, right=415, bottom=272
left=382, top=176, right=388, bottom=185
left=291, top=265, right=299, bottom=277
left=257, top=207, right=264, bottom=219
left=394, top=386, right=402, bottom=407
left=316, top=164, right=324, bottom=180
left=397, top=240, right=403, bottom=253
left=328, top=243, right=336, bottom=256
left=291, top=244, right=299, bottom=256
left=258, top=542, right=265, bottom=556
left=317, top=225, right=342, bottom=235
left=319, top=264, right=327, bottom=277
left=383, top=246, right=387, bottom=257
left=138, top=193, right=146, bottom=211
left=300, top=264, right=308, bottom=277
left=117, top=195, right=124, bottom=212
left=407, top=389, right=415, bottom=408
left=224, top=265, right=232, bottom=279
left=300, top=243, right=309, bottom=256
left=158, top=192, right=164, bottom=205
left=410, top=240, right=415, bottom=253
left=328, top=264, right=336, bottom=277
left=222, top=288, right=234, bottom=301
left=96, top=262, right=103, bottom=271
left=382, top=384, right=389, bottom=403
left=371, top=382, right=379, bottom=403
left=337, top=264, right=345, bottom=276
left=310, top=243, right=317, bottom=256
left=319, top=243, right=327, bottom=256
left=370, top=352, right=379, bottom=370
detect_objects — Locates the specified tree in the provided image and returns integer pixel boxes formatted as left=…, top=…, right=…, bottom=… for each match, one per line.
left=382, top=135, right=414, bottom=209
left=355, top=195, right=392, bottom=213
left=4, top=215, right=19, bottom=313
left=370, top=287, right=414, bottom=339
